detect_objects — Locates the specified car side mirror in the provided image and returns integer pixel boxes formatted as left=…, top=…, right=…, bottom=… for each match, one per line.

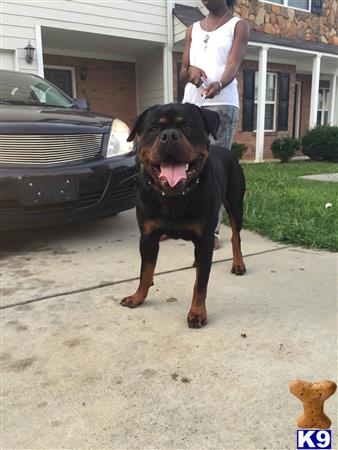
left=73, top=98, right=89, bottom=110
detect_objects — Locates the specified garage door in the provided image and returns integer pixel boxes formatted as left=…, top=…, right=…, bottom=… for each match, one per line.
left=0, top=50, right=15, bottom=70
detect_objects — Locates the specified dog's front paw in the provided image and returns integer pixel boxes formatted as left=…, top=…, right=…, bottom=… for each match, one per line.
left=187, top=306, right=207, bottom=329
left=231, top=261, right=246, bottom=276
left=120, top=295, right=144, bottom=308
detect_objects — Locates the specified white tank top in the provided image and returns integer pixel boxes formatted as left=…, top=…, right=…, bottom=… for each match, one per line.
left=183, top=16, right=241, bottom=108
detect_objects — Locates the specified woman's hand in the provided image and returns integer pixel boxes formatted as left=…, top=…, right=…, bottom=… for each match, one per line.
left=201, top=82, right=222, bottom=99
left=188, top=66, right=207, bottom=87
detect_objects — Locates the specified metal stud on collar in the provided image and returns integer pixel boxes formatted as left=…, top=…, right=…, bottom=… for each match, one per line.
left=146, top=175, right=200, bottom=197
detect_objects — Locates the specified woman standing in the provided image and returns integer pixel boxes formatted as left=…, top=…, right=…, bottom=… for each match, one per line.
left=180, top=0, right=249, bottom=250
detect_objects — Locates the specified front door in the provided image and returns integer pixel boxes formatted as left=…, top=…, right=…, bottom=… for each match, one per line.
left=44, top=67, right=74, bottom=98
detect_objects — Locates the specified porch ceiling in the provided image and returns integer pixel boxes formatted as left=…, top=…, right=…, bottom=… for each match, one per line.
left=42, top=27, right=161, bottom=62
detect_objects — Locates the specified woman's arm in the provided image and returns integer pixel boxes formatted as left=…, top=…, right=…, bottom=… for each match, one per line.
left=180, top=25, right=207, bottom=87
left=202, top=20, right=250, bottom=98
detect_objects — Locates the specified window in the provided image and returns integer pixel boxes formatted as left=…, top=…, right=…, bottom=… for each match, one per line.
left=317, top=88, right=329, bottom=125
left=253, top=73, right=277, bottom=132
left=0, top=71, right=73, bottom=108
left=261, top=0, right=311, bottom=12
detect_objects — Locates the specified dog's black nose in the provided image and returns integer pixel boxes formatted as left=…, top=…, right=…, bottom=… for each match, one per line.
left=159, top=129, right=180, bottom=144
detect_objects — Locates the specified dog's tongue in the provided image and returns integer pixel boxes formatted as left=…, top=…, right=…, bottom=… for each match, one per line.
left=159, top=161, right=187, bottom=187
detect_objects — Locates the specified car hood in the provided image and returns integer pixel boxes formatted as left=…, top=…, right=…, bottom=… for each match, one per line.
left=0, top=105, right=112, bottom=134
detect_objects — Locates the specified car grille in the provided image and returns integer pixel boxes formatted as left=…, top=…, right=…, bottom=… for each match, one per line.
left=0, top=134, right=103, bottom=165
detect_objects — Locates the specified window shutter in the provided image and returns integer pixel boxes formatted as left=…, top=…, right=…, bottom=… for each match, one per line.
left=311, top=0, right=323, bottom=14
left=176, top=62, right=185, bottom=103
left=278, top=73, right=290, bottom=132
left=243, top=69, right=255, bottom=132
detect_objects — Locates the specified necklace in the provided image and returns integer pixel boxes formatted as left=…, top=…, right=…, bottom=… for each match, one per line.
left=203, top=12, right=230, bottom=50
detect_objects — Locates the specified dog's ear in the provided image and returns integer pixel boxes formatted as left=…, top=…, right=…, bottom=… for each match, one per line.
left=127, top=105, right=160, bottom=142
left=200, top=107, right=220, bottom=140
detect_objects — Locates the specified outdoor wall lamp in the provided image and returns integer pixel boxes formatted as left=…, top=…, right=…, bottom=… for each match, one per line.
left=80, top=66, right=88, bottom=81
left=24, top=41, right=35, bottom=64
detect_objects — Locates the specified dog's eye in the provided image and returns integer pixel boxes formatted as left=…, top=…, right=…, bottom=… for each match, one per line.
left=150, top=126, right=160, bottom=134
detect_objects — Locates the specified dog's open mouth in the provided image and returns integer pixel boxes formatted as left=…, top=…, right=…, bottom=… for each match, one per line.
left=147, top=155, right=204, bottom=189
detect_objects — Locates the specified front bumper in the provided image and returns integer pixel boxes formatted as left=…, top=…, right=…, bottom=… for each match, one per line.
left=0, top=154, right=137, bottom=230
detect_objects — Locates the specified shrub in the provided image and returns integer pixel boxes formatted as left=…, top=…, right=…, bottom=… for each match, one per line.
left=301, top=125, right=338, bottom=162
left=271, top=136, right=301, bottom=163
left=231, top=142, right=247, bottom=160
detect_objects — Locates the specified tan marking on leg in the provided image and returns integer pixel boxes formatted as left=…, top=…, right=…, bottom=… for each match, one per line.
left=184, top=223, right=203, bottom=237
left=187, top=268, right=208, bottom=328
left=121, top=262, right=156, bottom=308
left=142, top=219, right=162, bottom=236
left=225, top=203, right=246, bottom=275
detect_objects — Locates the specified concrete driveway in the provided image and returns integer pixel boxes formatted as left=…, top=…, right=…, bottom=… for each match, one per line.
left=1, top=209, right=337, bottom=449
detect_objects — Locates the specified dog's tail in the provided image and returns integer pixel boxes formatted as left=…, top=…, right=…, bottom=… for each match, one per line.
left=225, top=155, right=245, bottom=232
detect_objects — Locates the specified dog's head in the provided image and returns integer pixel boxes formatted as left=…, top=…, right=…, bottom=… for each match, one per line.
left=127, top=103, right=220, bottom=195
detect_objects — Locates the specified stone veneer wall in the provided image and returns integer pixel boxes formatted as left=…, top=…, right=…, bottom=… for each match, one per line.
left=234, top=0, right=338, bottom=45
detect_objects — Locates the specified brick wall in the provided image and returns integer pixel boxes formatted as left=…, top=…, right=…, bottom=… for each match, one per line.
left=234, top=0, right=338, bottom=45
left=43, top=54, right=137, bottom=127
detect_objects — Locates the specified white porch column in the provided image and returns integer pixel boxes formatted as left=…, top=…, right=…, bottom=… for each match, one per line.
left=335, top=76, right=338, bottom=126
left=309, top=54, right=321, bottom=128
left=163, top=0, right=174, bottom=103
left=35, top=25, right=44, bottom=77
left=328, top=72, right=337, bottom=125
left=328, top=72, right=338, bottom=126
left=255, top=46, right=268, bottom=163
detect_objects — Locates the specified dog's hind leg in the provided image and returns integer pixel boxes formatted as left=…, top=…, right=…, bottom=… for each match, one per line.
left=224, top=201, right=246, bottom=276
left=121, top=235, right=159, bottom=308
left=187, top=236, right=214, bottom=328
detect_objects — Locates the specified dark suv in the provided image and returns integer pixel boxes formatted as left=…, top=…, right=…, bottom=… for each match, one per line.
left=0, top=70, right=137, bottom=230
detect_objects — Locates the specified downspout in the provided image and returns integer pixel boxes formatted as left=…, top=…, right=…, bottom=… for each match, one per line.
left=35, top=25, right=44, bottom=77
left=164, top=0, right=174, bottom=103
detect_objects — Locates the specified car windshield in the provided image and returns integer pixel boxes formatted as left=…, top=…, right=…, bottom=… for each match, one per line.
left=0, top=71, right=74, bottom=108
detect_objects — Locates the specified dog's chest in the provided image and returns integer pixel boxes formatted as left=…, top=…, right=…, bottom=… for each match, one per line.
left=150, top=202, right=208, bottom=239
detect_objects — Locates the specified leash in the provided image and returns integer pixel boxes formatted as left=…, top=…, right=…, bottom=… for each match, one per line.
left=199, top=95, right=206, bottom=108
left=199, top=79, right=208, bottom=108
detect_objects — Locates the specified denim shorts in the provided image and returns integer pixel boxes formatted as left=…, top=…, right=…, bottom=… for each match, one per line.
left=204, top=104, right=239, bottom=149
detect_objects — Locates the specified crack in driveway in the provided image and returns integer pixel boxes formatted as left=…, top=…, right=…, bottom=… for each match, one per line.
left=1, top=246, right=289, bottom=310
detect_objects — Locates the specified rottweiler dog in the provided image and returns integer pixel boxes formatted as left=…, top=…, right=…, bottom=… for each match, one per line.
left=121, top=103, right=246, bottom=328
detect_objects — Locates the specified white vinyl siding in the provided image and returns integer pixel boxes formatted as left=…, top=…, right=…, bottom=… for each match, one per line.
left=2, top=1, right=166, bottom=41
left=174, top=16, right=187, bottom=44
left=1, top=0, right=167, bottom=72
left=0, top=49, right=16, bottom=70
left=137, top=48, right=164, bottom=113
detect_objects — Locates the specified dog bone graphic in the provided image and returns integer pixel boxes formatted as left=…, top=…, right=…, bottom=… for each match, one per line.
left=289, top=380, right=337, bottom=429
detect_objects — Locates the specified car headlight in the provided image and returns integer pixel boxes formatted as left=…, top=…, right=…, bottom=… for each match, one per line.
left=106, top=118, right=133, bottom=157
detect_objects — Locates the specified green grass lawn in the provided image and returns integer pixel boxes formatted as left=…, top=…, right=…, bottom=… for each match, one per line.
left=238, top=161, right=338, bottom=252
